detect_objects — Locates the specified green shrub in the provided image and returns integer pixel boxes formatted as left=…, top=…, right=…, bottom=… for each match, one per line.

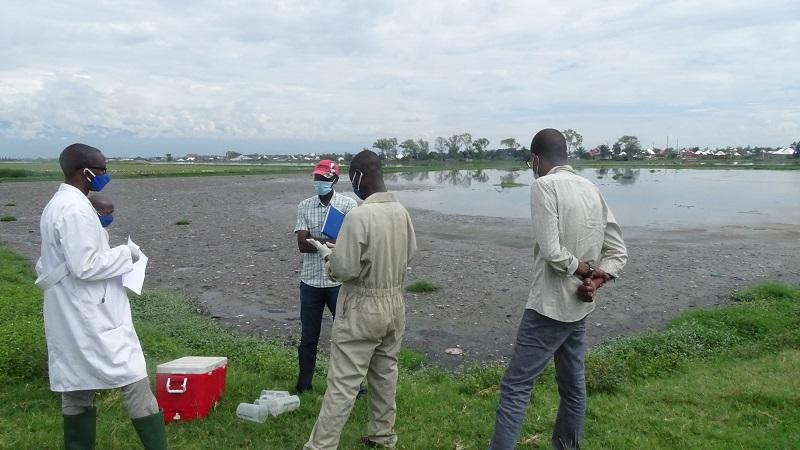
left=496, top=181, right=526, bottom=188
left=406, top=279, right=440, bottom=293
left=584, top=283, right=800, bottom=393
left=0, top=168, right=35, bottom=179
left=399, top=347, right=427, bottom=373
left=0, top=248, right=47, bottom=379
left=458, top=362, right=506, bottom=395
left=733, top=281, right=797, bottom=302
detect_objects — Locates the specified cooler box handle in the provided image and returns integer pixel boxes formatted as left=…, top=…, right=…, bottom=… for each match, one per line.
left=166, top=377, right=188, bottom=394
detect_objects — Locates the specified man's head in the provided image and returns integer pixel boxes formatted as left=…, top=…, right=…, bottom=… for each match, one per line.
left=349, top=150, right=385, bottom=200
left=530, top=129, right=568, bottom=178
left=312, top=160, right=340, bottom=196
left=59, top=143, right=110, bottom=194
left=88, top=194, right=114, bottom=228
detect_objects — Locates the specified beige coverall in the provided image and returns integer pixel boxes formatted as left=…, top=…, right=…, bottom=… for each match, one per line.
left=304, top=192, right=417, bottom=450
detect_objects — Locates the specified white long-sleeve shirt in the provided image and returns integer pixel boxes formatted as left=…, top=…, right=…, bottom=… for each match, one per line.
left=526, top=166, right=628, bottom=322
left=37, top=183, right=147, bottom=391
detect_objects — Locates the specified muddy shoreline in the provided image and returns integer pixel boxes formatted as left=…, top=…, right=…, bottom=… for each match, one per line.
left=2, top=175, right=799, bottom=369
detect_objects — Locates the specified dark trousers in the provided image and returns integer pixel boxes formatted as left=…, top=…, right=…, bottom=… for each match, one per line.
left=489, top=309, right=587, bottom=450
left=296, top=282, right=340, bottom=392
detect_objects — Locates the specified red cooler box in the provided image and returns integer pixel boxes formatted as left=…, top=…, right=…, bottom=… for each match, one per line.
left=156, top=356, right=228, bottom=423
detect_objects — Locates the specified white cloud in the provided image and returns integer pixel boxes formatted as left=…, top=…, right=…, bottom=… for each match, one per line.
left=1, top=0, right=799, bottom=156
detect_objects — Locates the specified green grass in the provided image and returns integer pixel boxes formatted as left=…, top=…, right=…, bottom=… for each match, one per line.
left=175, top=219, right=191, bottom=225
left=496, top=181, right=527, bottom=188
left=0, top=161, right=313, bottom=182
left=405, top=279, right=441, bottom=293
left=2, top=158, right=799, bottom=182
left=0, top=216, right=17, bottom=222
left=1, top=245, right=799, bottom=449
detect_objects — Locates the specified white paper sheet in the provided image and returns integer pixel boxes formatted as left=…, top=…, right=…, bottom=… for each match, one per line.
left=122, top=237, right=148, bottom=295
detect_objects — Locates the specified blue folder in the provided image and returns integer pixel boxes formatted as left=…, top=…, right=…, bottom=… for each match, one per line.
left=321, top=205, right=345, bottom=239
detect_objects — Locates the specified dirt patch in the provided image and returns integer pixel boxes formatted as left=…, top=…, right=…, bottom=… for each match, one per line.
left=3, top=175, right=799, bottom=369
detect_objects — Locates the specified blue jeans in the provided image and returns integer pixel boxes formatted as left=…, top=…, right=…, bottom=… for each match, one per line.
left=296, top=282, right=340, bottom=392
left=489, top=309, right=587, bottom=450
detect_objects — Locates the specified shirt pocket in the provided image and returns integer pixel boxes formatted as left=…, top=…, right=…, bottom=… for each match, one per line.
left=76, top=280, right=124, bottom=332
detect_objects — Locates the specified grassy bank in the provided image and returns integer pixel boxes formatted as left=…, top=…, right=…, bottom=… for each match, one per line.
left=2, top=158, right=799, bottom=182
left=1, top=245, right=799, bottom=449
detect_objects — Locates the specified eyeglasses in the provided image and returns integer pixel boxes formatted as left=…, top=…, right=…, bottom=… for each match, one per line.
left=88, top=166, right=108, bottom=173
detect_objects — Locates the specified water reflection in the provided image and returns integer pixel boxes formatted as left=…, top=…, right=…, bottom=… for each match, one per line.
left=387, top=168, right=800, bottom=228
left=611, top=168, right=639, bottom=185
left=498, top=171, right=521, bottom=186
left=472, top=169, right=490, bottom=183
left=387, top=169, right=495, bottom=186
left=388, top=168, right=641, bottom=186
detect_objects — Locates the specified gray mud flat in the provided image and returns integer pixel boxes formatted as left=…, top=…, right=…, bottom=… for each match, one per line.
left=3, top=175, right=799, bottom=369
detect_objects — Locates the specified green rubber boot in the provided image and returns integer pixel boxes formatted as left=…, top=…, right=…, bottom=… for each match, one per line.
left=63, top=407, right=96, bottom=450
left=131, top=411, right=168, bottom=450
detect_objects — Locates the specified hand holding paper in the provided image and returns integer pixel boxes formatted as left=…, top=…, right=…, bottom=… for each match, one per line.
left=122, top=237, right=148, bottom=295
left=127, top=237, right=141, bottom=263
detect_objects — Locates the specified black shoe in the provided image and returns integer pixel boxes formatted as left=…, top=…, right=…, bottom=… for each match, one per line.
left=360, top=436, right=394, bottom=448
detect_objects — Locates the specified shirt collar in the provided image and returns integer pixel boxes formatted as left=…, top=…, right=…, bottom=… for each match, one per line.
left=316, top=190, right=337, bottom=207
left=59, top=183, right=90, bottom=198
left=363, top=192, right=396, bottom=204
left=59, top=183, right=93, bottom=208
left=547, top=165, right=575, bottom=176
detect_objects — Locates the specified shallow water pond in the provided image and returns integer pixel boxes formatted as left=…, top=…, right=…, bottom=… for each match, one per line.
left=385, top=168, right=800, bottom=228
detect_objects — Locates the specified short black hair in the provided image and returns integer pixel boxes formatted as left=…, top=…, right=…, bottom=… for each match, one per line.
left=530, top=129, right=567, bottom=163
left=59, top=143, right=103, bottom=177
left=350, top=150, right=382, bottom=177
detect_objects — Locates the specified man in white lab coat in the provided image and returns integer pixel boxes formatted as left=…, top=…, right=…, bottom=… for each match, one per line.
left=36, top=143, right=167, bottom=450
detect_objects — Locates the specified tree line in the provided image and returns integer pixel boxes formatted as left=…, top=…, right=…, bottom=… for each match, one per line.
left=365, top=131, right=800, bottom=162
left=366, top=135, right=529, bottom=161
left=365, top=129, right=635, bottom=161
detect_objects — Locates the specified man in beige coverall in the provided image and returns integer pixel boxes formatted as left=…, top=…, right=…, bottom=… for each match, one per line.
left=304, top=150, right=417, bottom=449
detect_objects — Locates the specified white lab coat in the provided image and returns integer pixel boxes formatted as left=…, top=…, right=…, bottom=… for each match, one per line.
left=36, top=183, right=147, bottom=392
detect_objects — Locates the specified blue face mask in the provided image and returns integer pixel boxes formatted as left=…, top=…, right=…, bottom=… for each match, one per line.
left=351, top=170, right=366, bottom=200
left=98, top=214, right=113, bottom=228
left=85, top=169, right=111, bottom=192
left=313, top=180, right=334, bottom=196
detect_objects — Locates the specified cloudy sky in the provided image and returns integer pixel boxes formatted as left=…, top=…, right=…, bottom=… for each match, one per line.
left=1, top=0, right=798, bottom=158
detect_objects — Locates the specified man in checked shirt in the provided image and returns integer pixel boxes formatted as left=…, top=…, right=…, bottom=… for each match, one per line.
left=293, top=160, right=358, bottom=394
left=488, top=129, right=628, bottom=450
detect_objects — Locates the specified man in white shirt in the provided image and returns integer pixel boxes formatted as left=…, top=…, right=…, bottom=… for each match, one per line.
left=293, top=160, right=357, bottom=394
left=36, top=143, right=167, bottom=450
left=488, top=129, right=627, bottom=450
